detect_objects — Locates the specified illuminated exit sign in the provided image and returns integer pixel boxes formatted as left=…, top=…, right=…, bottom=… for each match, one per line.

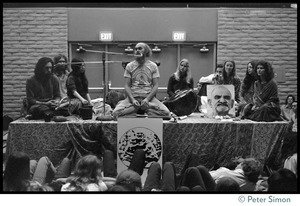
left=99, top=31, right=113, bottom=41
left=172, top=31, right=186, bottom=41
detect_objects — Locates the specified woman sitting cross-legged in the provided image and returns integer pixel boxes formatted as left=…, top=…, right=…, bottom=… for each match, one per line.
left=240, top=60, right=283, bottom=122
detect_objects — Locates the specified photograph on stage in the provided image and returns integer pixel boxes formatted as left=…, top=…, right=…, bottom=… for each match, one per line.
left=207, top=84, right=235, bottom=118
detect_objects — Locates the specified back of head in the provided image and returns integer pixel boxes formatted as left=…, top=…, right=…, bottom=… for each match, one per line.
left=268, top=168, right=297, bottom=192
left=109, top=184, right=131, bottom=192
left=3, top=152, right=31, bottom=191
left=116, top=169, right=142, bottom=191
left=26, top=181, right=54, bottom=192
left=73, top=154, right=102, bottom=183
left=241, top=158, right=261, bottom=183
left=215, top=176, right=240, bottom=191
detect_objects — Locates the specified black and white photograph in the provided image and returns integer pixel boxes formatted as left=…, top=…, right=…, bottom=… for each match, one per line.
left=2, top=2, right=298, bottom=203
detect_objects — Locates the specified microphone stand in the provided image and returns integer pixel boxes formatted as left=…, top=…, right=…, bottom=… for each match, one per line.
left=76, top=47, right=141, bottom=121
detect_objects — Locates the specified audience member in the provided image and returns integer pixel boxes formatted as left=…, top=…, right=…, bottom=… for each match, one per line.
left=61, top=154, right=107, bottom=191
left=3, top=152, right=31, bottom=191
left=26, top=57, right=61, bottom=120
left=241, top=60, right=283, bottom=122
left=3, top=151, right=72, bottom=192
left=112, top=42, right=170, bottom=118
left=280, top=95, right=296, bottom=121
left=113, top=169, right=142, bottom=191
left=215, top=176, right=241, bottom=192
left=66, top=58, right=93, bottom=115
left=179, top=153, right=262, bottom=192
left=282, top=133, right=297, bottom=177
left=267, top=168, right=297, bottom=192
left=143, top=162, right=177, bottom=191
left=167, top=58, right=194, bottom=97
left=290, top=102, right=297, bottom=132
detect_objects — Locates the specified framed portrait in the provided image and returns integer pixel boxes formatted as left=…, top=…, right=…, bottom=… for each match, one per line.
left=207, top=84, right=235, bottom=118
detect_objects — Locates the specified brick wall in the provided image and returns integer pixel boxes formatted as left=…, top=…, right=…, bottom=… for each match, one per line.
left=3, top=9, right=68, bottom=119
left=217, top=8, right=297, bottom=105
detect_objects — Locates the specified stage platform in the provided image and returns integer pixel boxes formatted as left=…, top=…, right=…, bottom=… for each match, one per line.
left=5, top=113, right=288, bottom=174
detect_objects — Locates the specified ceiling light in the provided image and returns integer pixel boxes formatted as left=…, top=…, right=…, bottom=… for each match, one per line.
left=152, top=45, right=161, bottom=53
left=200, top=45, right=209, bottom=52
left=124, top=46, right=133, bottom=53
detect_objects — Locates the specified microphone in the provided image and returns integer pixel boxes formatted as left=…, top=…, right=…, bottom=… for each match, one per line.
left=76, top=46, right=86, bottom=53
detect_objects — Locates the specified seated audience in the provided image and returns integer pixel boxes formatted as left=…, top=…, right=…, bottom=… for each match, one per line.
left=280, top=94, right=296, bottom=121
left=143, top=161, right=177, bottom=191
left=290, top=102, right=297, bottom=132
left=3, top=152, right=32, bottom=191
left=3, top=151, right=72, bottom=191
left=215, top=176, right=241, bottom=192
left=61, top=154, right=107, bottom=191
left=179, top=153, right=262, bottom=192
left=241, top=60, right=283, bottom=122
left=282, top=134, right=297, bottom=177
left=267, top=168, right=297, bottom=192
left=26, top=57, right=61, bottom=120
left=112, top=169, right=142, bottom=192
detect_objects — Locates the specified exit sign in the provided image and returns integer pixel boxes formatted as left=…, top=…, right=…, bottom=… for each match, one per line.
left=99, top=31, right=113, bottom=41
left=172, top=31, right=186, bottom=41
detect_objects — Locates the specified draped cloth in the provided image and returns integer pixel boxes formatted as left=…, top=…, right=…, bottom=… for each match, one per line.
left=63, top=122, right=116, bottom=166
left=243, top=79, right=283, bottom=122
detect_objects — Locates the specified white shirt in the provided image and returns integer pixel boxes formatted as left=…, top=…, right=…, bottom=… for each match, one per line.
left=209, top=167, right=256, bottom=191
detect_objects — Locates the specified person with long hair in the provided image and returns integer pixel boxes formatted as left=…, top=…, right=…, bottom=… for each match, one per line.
left=237, top=60, right=259, bottom=116
left=3, top=152, right=31, bottom=191
left=66, top=57, right=93, bottom=115
left=112, top=42, right=170, bottom=118
left=3, top=151, right=72, bottom=191
left=61, top=154, right=107, bottom=191
left=240, top=60, right=259, bottom=104
left=280, top=94, right=296, bottom=121
left=241, top=60, right=283, bottom=122
left=26, top=57, right=61, bottom=119
left=216, top=60, right=241, bottom=104
left=167, top=58, right=194, bottom=97
left=53, top=54, right=70, bottom=99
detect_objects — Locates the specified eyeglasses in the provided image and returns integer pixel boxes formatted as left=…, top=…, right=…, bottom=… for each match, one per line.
left=135, top=47, right=143, bottom=51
